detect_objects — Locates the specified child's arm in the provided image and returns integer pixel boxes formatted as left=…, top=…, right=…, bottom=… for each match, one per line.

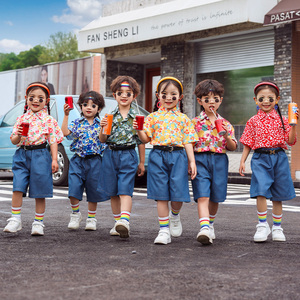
left=184, top=143, right=197, bottom=180
left=61, top=104, right=71, bottom=136
left=137, top=143, right=145, bottom=177
left=239, top=145, right=251, bottom=176
left=222, top=122, right=237, bottom=151
left=49, top=142, right=59, bottom=173
left=288, top=109, right=298, bottom=144
left=99, top=117, right=108, bottom=143
left=10, top=124, right=23, bottom=145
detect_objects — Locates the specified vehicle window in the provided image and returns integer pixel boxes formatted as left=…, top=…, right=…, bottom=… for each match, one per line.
left=49, top=99, right=58, bottom=121
left=1, top=102, right=24, bottom=127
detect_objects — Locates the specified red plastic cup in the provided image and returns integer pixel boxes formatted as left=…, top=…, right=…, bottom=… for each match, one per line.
left=215, top=119, right=226, bottom=136
left=21, top=122, right=29, bottom=136
left=102, top=114, right=113, bottom=135
left=65, top=96, right=73, bottom=110
left=135, top=115, right=144, bottom=130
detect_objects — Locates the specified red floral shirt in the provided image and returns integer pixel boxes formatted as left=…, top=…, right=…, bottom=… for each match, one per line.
left=240, top=109, right=296, bottom=150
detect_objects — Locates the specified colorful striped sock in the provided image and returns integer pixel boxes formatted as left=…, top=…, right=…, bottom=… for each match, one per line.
left=171, top=208, right=180, bottom=217
left=113, top=213, right=121, bottom=222
left=209, top=214, right=217, bottom=225
left=120, top=211, right=130, bottom=223
left=159, top=216, right=169, bottom=229
left=88, top=210, right=96, bottom=218
left=11, top=206, right=21, bottom=219
left=71, top=203, right=80, bottom=213
left=257, top=210, right=267, bottom=223
left=34, top=212, right=44, bottom=222
left=199, top=217, right=210, bottom=229
left=272, top=213, right=282, bottom=227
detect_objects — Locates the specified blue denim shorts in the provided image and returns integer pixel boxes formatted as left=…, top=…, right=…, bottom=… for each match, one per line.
left=12, top=148, right=53, bottom=198
left=68, top=154, right=109, bottom=202
left=250, top=150, right=295, bottom=201
left=98, top=148, right=138, bottom=197
left=147, top=148, right=191, bottom=202
left=192, top=152, right=228, bottom=203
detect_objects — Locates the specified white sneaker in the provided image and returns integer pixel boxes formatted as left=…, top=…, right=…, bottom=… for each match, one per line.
left=272, top=226, right=286, bottom=242
left=254, top=222, right=271, bottom=242
left=169, top=212, right=182, bottom=237
left=68, top=212, right=82, bottom=229
left=154, top=229, right=171, bottom=245
left=31, top=221, right=45, bottom=236
left=110, top=223, right=120, bottom=236
left=197, top=227, right=213, bottom=245
left=209, top=224, right=216, bottom=240
left=115, top=219, right=130, bottom=238
left=3, top=217, right=22, bottom=233
left=85, top=218, right=97, bottom=231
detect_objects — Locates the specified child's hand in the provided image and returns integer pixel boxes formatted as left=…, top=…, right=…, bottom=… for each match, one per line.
left=64, top=103, right=70, bottom=116
left=239, top=162, right=245, bottom=176
left=137, top=163, right=145, bottom=177
left=17, top=124, right=23, bottom=136
left=189, top=161, right=197, bottom=180
left=100, top=117, right=108, bottom=128
left=52, top=160, right=59, bottom=173
left=133, top=120, right=138, bottom=130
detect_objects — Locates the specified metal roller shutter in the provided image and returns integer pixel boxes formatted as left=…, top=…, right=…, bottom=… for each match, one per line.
left=196, top=29, right=274, bottom=73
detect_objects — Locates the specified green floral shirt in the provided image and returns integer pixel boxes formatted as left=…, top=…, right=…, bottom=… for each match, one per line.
left=106, top=106, right=142, bottom=146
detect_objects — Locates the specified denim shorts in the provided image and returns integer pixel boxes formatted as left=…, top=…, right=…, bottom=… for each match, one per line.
left=192, top=152, right=228, bottom=203
left=98, top=148, right=138, bottom=197
left=68, top=155, right=109, bottom=202
left=147, top=148, right=191, bottom=202
left=12, top=148, right=53, bottom=198
left=250, top=150, right=295, bottom=201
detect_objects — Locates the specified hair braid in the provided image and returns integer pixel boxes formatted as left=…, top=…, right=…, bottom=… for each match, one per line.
left=276, top=104, right=285, bottom=131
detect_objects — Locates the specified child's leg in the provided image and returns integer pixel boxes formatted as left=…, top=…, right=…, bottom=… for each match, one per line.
left=169, top=201, right=183, bottom=237
left=154, top=200, right=171, bottom=245
left=85, top=201, right=97, bottom=231
left=110, top=196, right=121, bottom=236
left=3, top=191, right=23, bottom=233
left=68, top=196, right=82, bottom=230
left=31, top=198, right=46, bottom=236
left=115, top=195, right=132, bottom=238
left=271, top=201, right=285, bottom=242
left=196, top=197, right=212, bottom=245
left=254, top=196, right=271, bottom=242
left=208, top=201, right=218, bottom=239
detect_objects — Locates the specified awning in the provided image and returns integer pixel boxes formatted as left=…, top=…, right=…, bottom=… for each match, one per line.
left=264, top=0, right=300, bottom=25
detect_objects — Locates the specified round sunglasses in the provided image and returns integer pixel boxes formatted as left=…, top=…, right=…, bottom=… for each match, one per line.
left=28, top=97, right=46, bottom=103
left=82, top=103, right=97, bottom=109
left=116, top=91, right=133, bottom=97
left=161, top=94, right=179, bottom=101
left=258, top=97, right=275, bottom=103
left=203, top=99, right=220, bottom=103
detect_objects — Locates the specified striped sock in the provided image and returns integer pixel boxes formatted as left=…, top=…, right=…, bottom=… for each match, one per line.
left=34, top=212, right=44, bottom=223
left=88, top=210, right=96, bottom=218
left=272, top=213, right=282, bottom=227
left=159, top=216, right=169, bottom=229
left=171, top=208, right=180, bottom=217
left=113, top=213, right=121, bottom=222
left=120, top=211, right=131, bottom=223
left=209, top=214, right=217, bottom=226
left=199, top=217, right=210, bottom=229
left=257, top=210, right=267, bottom=223
left=11, top=206, right=21, bottom=219
left=71, top=203, right=80, bottom=213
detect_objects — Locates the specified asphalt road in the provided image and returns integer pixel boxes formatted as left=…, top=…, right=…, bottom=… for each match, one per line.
left=0, top=177, right=300, bottom=300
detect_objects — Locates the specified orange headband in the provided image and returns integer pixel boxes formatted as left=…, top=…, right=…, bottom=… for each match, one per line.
left=26, top=83, right=50, bottom=98
left=156, top=76, right=183, bottom=93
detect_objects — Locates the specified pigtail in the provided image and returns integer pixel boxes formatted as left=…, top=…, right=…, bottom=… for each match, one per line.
left=153, top=97, right=160, bottom=112
left=179, top=99, right=184, bottom=113
left=276, top=104, right=285, bottom=131
left=47, top=102, right=51, bottom=115
left=23, top=101, right=28, bottom=114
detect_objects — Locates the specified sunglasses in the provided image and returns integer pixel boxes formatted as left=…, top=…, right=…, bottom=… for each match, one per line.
left=203, top=99, right=220, bottom=103
left=116, top=91, right=133, bottom=97
left=82, top=103, right=97, bottom=109
left=258, top=97, right=275, bottom=103
left=161, top=95, right=178, bottom=101
left=28, top=97, right=45, bottom=103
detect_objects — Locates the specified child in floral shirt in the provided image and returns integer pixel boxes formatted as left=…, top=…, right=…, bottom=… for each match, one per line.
left=192, top=79, right=237, bottom=245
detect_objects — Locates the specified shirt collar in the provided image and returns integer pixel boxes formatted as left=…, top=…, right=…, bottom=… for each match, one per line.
left=257, top=108, right=277, bottom=119
left=111, top=105, right=136, bottom=118
left=26, top=107, right=48, bottom=120
left=79, top=116, right=101, bottom=124
left=158, top=106, right=180, bottom=116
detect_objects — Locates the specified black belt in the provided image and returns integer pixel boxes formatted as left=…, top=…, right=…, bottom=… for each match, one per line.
left=153, top=145, right=183, bottom=152
left=254, top=148, right=284, bottom=154
left=108, top=144, right=136, bottom=151
left=19, top=142, right=47, bottom=150
left=194, top=151, right=224, bottom=155
left=84, top=154, right=99, bottom=159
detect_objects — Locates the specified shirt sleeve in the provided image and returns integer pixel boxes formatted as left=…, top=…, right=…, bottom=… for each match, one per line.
left=182, top=116, right=199, bottom=144
left=143, top=113, right=154, bottom=138
left=10, top=116, right=23, bottom=138
left=239, top=118, right=255, bottom=148
left=47, top=117, right=64, bottom=145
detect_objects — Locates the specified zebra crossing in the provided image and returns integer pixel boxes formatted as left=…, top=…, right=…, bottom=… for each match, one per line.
left=0, top=182, right=300, bottom=212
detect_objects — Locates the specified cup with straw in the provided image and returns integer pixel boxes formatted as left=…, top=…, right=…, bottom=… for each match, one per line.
left=135, top=99, right=144, bottom=130
left=210, top=108, right=226, bottom=136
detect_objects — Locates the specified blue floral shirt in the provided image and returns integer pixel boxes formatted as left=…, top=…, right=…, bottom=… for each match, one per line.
left=106, top=106, right=142, bottom=146
left=67, top=117, right=106, bottom=157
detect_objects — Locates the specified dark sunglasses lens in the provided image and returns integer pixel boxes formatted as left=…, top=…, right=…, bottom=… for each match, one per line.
left=117, top=92, right=122, bottom=96
left=269, top=98, right=274, bottom=103
left=215, top=99, right=220, bottom=103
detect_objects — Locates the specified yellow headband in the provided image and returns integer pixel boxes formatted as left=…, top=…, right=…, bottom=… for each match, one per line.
left=156, top=76, right=183, bottom=93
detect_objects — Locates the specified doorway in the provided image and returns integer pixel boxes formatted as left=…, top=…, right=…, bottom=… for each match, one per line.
left=145, top=68, right=160, bottom=112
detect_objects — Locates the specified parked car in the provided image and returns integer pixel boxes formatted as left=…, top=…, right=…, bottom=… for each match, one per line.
left=0, top=95, right=151, bottom=186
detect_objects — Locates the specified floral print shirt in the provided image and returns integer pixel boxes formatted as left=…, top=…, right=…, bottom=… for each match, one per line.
left=144, top=106, right=198, bottom=147
left=11, top=108, right=63, bottom=146
left=67, top=117, right=106, bottom=157
left=240, top=109, right=295, bottom=150
left=192, top=111, right=236, bottom=153
left=106, top=106, right=142, bottom=146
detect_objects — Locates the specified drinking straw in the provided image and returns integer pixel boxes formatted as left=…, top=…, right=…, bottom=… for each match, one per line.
left=210, top=107, right=218, bottom=119
left=135, top=99, right=141, bottom=115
